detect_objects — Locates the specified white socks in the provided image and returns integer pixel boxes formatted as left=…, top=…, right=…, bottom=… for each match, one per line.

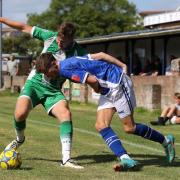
left=15, top=129, right=25, bottom=142
left=61, top=137, right=71, bottom=164
left=120, top=154, right=131, bottom=160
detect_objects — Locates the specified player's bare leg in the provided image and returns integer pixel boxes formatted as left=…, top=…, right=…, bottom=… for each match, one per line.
left=96, top=108, right=138, bottom=171
left=5, top=96, right=31, bottom=150
left=122, top=114, right=175, bottom=164
left=51, top=100, right=83, bottom=169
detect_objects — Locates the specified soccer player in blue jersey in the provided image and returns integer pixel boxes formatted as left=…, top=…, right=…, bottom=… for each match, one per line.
left=36, top=52, right=175, bottom=171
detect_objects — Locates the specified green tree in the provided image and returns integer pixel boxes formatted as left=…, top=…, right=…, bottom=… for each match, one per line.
left=3, top=34, right=42, bottom=55
left=27, top=0, right=143, bottom=38
left=3, top=0, right=142, bottom=55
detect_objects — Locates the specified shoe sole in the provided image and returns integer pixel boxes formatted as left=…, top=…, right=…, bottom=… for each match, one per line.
left=60, top=162, right=84, bottom=169
left=113, top=164, right=123, bottom=172
left=113, top=163, right=139, bottom=172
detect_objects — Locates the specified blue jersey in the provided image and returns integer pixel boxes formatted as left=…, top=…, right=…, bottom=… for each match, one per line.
left=59, top=55, right=124, bottom=89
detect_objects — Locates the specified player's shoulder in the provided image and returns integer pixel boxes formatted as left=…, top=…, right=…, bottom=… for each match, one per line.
left=33, top=26, right=57, bottom=36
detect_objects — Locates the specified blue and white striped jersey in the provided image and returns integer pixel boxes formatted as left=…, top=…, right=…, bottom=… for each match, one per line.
left=59, top=54, right=124, bottom=89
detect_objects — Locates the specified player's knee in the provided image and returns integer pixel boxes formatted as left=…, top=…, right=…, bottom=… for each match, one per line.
left=124, top=126, right=135, bottom=134
left=14, top=109, right=28, bottom=121
left=95, top=122, right=107, bottom=132
left=62, top=108, right=71, bottom=119
left=95, top=123, right=100, bottom=131
left=55, top=108, right=71, bottom=122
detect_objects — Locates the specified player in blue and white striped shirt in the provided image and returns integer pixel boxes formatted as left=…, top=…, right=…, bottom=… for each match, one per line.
left=36, top=52, right=175, bottom=171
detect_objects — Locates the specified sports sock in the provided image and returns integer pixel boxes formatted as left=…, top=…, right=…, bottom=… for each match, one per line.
left=14, top=118, right=25, bottom=142
left=134, top=123, right=165, bottom=144
left=99, top=127, right=127, bottom=158
left=15, top=130, right=25, bottom=142
left=120, top=154, right=131, bottom=160
left=170, top=116, right=176, bottom=124
left=60, top=121, right=73, bottom=164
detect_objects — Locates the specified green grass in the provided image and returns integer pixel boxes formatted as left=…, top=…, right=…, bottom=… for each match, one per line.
left=0, top=91, right=179, bottom=180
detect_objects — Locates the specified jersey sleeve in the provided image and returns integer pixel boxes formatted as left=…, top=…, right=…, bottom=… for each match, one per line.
left=31, top=26, right=57, bottom=41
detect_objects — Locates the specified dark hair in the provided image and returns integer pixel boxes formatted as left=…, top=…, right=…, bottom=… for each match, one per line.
left=36, top=52, right=56, bottom=73
left=58, top=22, right=76, bottom=38
left=174, top=92, right=180, bottom=99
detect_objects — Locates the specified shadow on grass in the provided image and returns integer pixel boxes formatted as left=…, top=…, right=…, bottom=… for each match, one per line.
left=25, top=154, right=143, bottom=172
left=24, top=153, right=180, bottom=170
left=130, top=153, right=180, bottom=167
left=73, top=153, right=116, bottom=164
left=25, top=153, right=115, bottom=165
left=7, top=166, right=33, bottom=171
left=19, top=167, right=33, bottom=171
left=25, top=157, right=60, bottom=163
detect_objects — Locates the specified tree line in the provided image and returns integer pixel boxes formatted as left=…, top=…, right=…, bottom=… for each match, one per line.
left=3, top=0, right=143, bottom=55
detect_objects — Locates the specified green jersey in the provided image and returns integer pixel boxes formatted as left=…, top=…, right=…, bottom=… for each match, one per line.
left=28, top=26, right=87, bottom=89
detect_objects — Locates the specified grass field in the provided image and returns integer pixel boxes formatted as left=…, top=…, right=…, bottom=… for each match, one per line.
left=0, top=91, right=179, bottom=180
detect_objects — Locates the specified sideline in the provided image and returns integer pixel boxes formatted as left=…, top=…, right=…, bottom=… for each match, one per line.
left=28, top=119, right=180, bottom=156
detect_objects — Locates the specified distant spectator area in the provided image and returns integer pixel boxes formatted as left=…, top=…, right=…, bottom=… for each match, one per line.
left=2, top=54, right=33, bottom=76
left=78, top=27, right=180, bottom=76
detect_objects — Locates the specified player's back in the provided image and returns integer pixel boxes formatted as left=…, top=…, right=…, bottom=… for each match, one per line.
left=60, top=55, right=124, bottom=87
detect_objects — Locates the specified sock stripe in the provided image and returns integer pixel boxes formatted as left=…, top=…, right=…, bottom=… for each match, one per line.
left=149, top=129, right=153, bottom=139
left=99, top=127, right=127, bottom=157
left=134, top=123, right=165, bottom=144
left=144, top=126, right=150, bottom=138
left=109, top=139, right=121, bottom=147
left=105, top=135, right=117, bottom=143
left=106, top=136, right=118, bottom=146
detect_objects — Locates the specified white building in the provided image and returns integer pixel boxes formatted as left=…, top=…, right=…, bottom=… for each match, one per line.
left=141, top=7, right=180, bottom=28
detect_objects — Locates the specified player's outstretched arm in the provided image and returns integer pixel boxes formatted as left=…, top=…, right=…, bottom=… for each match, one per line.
left=0, top=17, right=32, bottom=34
left=90, top=52, right=127, bottom=74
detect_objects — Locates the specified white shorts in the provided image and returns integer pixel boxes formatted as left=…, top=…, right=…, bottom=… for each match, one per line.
left=97, top=74, right=136, bottom=119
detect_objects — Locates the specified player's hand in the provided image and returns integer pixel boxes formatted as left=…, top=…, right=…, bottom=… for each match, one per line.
left=122, top=65, right=127, bottom=74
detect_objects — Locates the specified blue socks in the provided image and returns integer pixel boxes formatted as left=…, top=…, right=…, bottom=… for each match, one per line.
left=99, top=127, right=127, bottom=157
left=134, top=123, right=165, bottom=144
left=99, top=124, right=165, bottom=159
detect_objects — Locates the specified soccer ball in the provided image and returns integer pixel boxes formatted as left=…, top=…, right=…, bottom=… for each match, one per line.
left=0, top=149, right=22, bottom=170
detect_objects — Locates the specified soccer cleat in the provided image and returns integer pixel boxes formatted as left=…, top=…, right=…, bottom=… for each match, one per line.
left=5, top=137, right=25, bottom=151
left=150, top=117, right=166, bottom=126
left=113, top=158, right=139, bottom=171
left=60, top=159, right=84, bottom=169
left=164, top=134, right=175, bottom=163
left=120, top=158, right=138, bottom=170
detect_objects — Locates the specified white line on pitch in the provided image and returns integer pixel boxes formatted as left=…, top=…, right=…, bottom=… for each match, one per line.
left=2, top=117, right=180, bottom=149
left=28, top=119, right=180, bottom=156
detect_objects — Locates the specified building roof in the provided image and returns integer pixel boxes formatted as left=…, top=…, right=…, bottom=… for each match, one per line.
left=139, top=10, right=172, bottom=17
left=77, top=26, right=180, bottom=45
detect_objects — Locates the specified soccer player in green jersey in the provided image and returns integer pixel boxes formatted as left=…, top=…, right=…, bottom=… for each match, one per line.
left=0, top=17, right=86, bottom=169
